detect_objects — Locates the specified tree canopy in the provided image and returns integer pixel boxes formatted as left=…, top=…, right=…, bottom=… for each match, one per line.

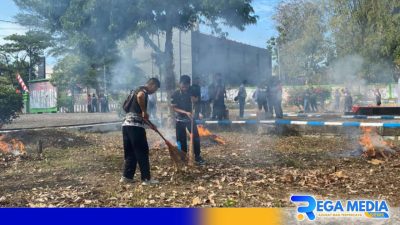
left=13, top=0, right=257, bottom=95
left=272, top=0, right=400, bottom=84
left=0, top=30, right=52, bottom=87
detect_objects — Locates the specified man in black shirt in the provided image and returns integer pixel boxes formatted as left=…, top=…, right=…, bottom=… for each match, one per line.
left=121, top=78, right=160, bottom=185
left=171, top=75, right=205, bottom=165
left=212, top=74, right=226, bottom=120
left=191, top=76, right=201, bottom=119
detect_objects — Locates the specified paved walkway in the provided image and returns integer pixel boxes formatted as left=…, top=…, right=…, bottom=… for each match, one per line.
left=2, top=113, right=120, bottom=129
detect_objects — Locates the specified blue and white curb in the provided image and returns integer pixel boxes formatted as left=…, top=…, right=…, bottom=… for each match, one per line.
left=341, top=115, right=400, bottom=120
left=285, top=114, right=400, bottom=120
left=247, top=113, right=324, bottom=118
left=283, top=113, right=323, bottom=118
left=196, top=119, right=400, bottom=128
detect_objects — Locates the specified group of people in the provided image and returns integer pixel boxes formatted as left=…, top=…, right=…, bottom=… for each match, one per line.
left=120, top=74, right=286, bottom=185
left=191, top=73, right=228, bottom=120
left=237, top=77, right=283, bottom=119
left=334, top=87, right=382, bottom=112
left=120, top=75, right=205, bottom=185
left=87, top=93, right=109, bottom=113
left=333, top=88, right=353, bottom=112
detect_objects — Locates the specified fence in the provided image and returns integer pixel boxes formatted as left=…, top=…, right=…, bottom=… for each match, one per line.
left=59, top=103, right=119, bottom=113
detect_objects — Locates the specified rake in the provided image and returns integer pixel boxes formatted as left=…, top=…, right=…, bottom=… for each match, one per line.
left=187, top=115, right=195, bottom=167
left=144, top=120, right=186, bottom=167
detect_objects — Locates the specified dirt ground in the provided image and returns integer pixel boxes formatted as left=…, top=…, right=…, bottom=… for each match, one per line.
left=1, top=127, right=400, bottom=208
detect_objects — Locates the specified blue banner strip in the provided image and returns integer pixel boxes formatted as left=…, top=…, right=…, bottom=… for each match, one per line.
left=307, top=121, right=325, bottom=126
left=342, top=122, right=361, bottom=127
left=0, top=208, right=200, bottom=225
left=383, top=123, right=400, bottom=128
left=195, top=119, right=400, bottom=128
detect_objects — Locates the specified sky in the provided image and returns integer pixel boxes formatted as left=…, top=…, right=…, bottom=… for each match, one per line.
left=200, top=0, right=279, bottom=48
left=0, top=0, right=28, bottom=41
left=0, top=0, right=280, bottom=63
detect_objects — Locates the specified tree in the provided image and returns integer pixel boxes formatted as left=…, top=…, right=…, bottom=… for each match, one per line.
left=1, top=31, right=53, bottom=81
left=136, top=0, right=257, bottom=97
left=329, top=0, right=400, bottom=82
left=272, top=0, right=400, bottom=84
left=273, top=0, right=330, bottom=84
left=14, top=0, right=257, bottom=97
left=51, top=54, right=95, bottom=92
left=0, top=77, right=23, bottom=128
left=14, top=0, right=144, bottom=93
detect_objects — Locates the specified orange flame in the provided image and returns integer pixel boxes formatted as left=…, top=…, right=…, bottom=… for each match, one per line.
left=0, top=135, right=26, bottom=156
left=359, top=127, right=389, bottom=158
left=197, top=125, right=226, bottom=145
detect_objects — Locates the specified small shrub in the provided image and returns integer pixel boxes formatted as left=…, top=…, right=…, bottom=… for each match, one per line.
left=0, top=77, right=23, bottom=127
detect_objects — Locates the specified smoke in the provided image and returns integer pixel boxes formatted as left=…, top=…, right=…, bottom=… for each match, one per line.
left=328, top=54, right=365, bottom=88
left=109, top=36, right=147, bottom=93
left=191, top=32, right=271, bottom=87
left=327, top=54, right=396, bottom=103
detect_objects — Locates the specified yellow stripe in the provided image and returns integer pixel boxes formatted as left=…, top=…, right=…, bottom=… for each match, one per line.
left=203, top=208, right=282, bottom=225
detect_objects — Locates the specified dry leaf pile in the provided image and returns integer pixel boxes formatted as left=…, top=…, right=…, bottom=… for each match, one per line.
left=1, top=128, right=400, bottom=207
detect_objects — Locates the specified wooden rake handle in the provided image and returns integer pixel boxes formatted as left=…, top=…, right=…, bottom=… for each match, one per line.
left=144, top=119, right=174, bottom=146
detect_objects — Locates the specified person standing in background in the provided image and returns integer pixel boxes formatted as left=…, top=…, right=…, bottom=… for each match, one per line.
left=237, top=80, right=247, bottom=118
left=191, top=77, right=201, bottom=119
left=309, top=87, right=318, bottom=112
left=374, top=88, right=382, bottom=106
left=255, top=82, right=269, bottom=119
left=344, top=88, right=353, bottom=113
left=200, top=79, right=211, bottom=119
left=269, top=77, right=283, bottom=118
left=303, top=88, right=311, bottom=113
left=208, top=76, right=217, bottom=119
left=213, top=74, right=226, bottom=120
left=105, top=95, right=109, bottom=112
left=87, top=93, right=92, bottom=113
left=147, top=93, right=157, bottom=119
left=333, top=89, right=341, bottom=112
left=99, top=94, right=105, bottom=112
left=91, top=93, right=98, bottom=113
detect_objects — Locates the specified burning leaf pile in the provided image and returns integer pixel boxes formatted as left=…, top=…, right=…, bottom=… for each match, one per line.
left=359, top=127, right=399, bottom=159
left=197, top=125, right=226, bottom=145
left=0, top=134, right=26, bottom=156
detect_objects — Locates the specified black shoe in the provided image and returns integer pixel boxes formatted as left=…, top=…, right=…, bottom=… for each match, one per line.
left=195, top=157, right=205, bottom=165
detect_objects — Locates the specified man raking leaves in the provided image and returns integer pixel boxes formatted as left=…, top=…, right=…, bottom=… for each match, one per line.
left=120, top=78, right=161, bottom=185
left=171, top=75, right=205, bottom=166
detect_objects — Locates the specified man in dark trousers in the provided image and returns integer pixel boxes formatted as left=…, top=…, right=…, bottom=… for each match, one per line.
left=191, top=76, right=201, bottom=119
left=255, top=82, right=269, bottom=118
left=212, top=74, right=226, bottom=120
left=87, top=93, right=92, bottom=113
left=269, top=77, right=283, bottom=118
left=171, top=75, right=205, bottom=165
left=344, top=88, right=353, bottom=113
left=120, top=78, right=160, bottom=185
left=238, top=80, right=247, bottom=118
left=91, top=93, right=97, bottom=112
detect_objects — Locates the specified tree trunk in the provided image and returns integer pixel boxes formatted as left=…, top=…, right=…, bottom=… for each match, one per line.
left=164, top=27, right=176, bottom=122
left=164, top=27, right=175, bottom=99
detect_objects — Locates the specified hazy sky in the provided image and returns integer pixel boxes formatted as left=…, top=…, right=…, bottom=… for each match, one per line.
left=0, top=0, right=279, bottom=60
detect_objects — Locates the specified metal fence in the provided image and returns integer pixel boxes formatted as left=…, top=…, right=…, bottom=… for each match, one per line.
left=59, top=103, right=119, bottom=113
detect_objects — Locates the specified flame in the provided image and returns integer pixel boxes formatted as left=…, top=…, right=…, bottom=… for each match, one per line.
left=359, top=127, right=389, bottom=158
left=0, top=135, right=26, bottom=156
left=197, top=125, right=226, bottom=145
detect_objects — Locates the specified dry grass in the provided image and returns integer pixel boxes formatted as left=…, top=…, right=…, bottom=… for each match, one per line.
left=1, top=128, right=400, bottom=208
